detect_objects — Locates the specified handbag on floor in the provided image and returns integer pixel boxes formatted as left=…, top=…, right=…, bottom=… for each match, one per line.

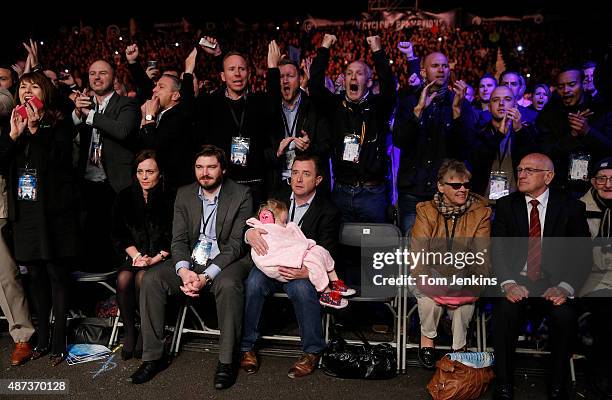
left=427, top=352, right=495, bottom=400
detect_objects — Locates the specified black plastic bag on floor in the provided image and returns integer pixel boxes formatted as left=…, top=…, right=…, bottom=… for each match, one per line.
left=321, top=325, right=397, bottom=380
left=68, top=317, right=113, bottom=346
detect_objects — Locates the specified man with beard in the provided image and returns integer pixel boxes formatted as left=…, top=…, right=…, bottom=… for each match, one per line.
left=393, top=51, right=475, bottom=234
left=192, top=37, right=269, bottom=207
left=72, top=59, right=140, bottom=271
left=309, top=34, right=396, bottom=223
left=130, top=145, right=253, bottom=389
left=537, top=66, right=612, bottom=196
left=468, top=86, right=540, bottom=198
left=265, top=40, right=331, bottom=198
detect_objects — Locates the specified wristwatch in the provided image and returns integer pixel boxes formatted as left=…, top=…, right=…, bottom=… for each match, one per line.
left=145, top=114, right=154, bottom=122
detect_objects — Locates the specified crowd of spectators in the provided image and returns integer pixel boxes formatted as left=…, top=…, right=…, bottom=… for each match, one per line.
left=0, top=13, right=611, bottom=399
left=17, top=18, right=599, bottom=96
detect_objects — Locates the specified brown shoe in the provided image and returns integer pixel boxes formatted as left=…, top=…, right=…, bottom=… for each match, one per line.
left=240, top=351, right=259, bottom=374
left=11, top=342, right=33, bottom=366
left=287, top=353, right=320, bottom=379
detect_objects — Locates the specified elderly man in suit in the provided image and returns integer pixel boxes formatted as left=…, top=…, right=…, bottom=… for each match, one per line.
left=129, top=145, right=253, bottom=389
left=239, top=154, right=341, bottom=378
left=72, top=59, right=140, bottom=271
left=491, top=153, right=592, bottom=400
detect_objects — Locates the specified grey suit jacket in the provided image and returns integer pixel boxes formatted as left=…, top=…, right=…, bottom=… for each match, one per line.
left=171, top=179, right=253, bottom=272
left=78, top=92, right=140, bottom=192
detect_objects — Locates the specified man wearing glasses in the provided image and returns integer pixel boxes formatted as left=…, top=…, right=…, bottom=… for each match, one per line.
left=578, top=157, right=612, bottom=397
left=491, top=153, right=591, bottom=400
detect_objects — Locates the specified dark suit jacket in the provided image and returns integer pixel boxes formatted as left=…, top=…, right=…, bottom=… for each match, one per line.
left=492, top=189, right=592, bottom=291
left=171, top=179, right=253, bottom=273
left=133, top=104, right=196, bottom=190
left=467, top=122, right=540, bottom=196
left=264, top=69, right=332, bottom=192
left=193, top=90, right=270, bottom=183
left=537, top=96, right=612, bottom=191
left=77, top=92, right=140, bottom=193
left=272, top=190, right=341, bottom=261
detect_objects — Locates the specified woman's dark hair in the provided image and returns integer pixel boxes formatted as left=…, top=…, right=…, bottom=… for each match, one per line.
left=15, top=72, right=63, bottom=126
left=133, top=149, right=163, bottom=177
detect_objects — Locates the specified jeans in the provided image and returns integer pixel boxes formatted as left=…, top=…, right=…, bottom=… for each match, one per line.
left=332, top=183, right=388, bottom=223
left=397, top=192, right=432, bottom=236
left=240, top=268, right=326, bottom=354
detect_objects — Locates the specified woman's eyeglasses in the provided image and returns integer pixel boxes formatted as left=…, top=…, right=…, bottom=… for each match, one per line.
left=443, top=182, right=471, bottom=190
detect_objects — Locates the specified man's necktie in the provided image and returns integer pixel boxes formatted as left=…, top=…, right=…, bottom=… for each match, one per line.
left=527, top=199, right=542, bottom=281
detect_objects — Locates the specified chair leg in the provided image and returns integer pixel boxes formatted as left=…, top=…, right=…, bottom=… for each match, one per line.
left=109, top=309, right=121, bottom=348
left=482, top=311, right=488, bottom=350
left=324, top=313, right=331, bottom=343
left=173, top=305, right=188, bottom=355
left=570, top=356, right=576, bottom=384
left=188, top=304, right=206, bottom=331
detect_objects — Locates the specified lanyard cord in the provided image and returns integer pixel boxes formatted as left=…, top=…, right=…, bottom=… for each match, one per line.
left=227, top=98, right=246, bottom=137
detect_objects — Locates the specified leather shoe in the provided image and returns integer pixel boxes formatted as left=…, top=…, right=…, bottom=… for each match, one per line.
left=49, top=352, right=67, bottom=367
left=11, top=342, right=33, bottom=366
left=418, top=347, right=436, bottom=369
left=240, top=351, right=259, bottom=374
left=129, top=358, right=170, bottom=384
left=493, top=384, right=514, bottom=400
left=288, top=353, right=320, bottom=378
left=548, top=386, right=568, bottom=400
left=30, top=345, right=50, bottom=361
left=214, top=361, right=237, bottom=390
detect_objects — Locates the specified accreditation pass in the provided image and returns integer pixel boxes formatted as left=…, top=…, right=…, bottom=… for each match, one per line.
left=0, top=379, right=69, bottom=394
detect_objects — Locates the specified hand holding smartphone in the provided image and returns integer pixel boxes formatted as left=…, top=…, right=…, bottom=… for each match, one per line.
left=199, top=37, right=217, bottom=49
left=16, top=96, right=44, bottom=119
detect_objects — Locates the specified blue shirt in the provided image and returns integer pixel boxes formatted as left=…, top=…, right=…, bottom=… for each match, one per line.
left=175, top=185, right=222, bottom=279
left=289, top=191, right=316, bottom=226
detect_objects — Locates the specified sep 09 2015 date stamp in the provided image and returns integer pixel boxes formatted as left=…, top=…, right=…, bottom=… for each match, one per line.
left=0, top=379, right=69, bottom=395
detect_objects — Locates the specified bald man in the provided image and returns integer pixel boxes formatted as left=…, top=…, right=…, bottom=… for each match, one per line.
left=72, top=59, right=140, bottom=271
left=309, top=33, right=396, bottom=224
left=393, top=51, right=476, bottom=234
left=491, top=153, right=591, bottom=400
left=467, top=86, right=539, bottom=198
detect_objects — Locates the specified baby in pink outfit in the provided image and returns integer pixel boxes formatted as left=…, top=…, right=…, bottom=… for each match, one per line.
left=247, top=199, right=354, bottom=309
